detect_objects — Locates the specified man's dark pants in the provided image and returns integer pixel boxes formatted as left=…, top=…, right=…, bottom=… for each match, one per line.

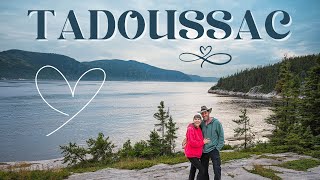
left=198, top=148, right=221, bottom=180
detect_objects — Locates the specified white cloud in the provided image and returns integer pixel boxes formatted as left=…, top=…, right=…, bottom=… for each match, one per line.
left=0, top=0, right=319, bottom=77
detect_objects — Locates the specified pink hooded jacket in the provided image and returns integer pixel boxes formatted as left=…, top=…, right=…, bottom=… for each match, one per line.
left=184, top=123, right=204, bottom=158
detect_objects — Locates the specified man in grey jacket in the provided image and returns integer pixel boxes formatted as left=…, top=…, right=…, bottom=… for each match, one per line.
left=199, top=106, right=224, bottom=180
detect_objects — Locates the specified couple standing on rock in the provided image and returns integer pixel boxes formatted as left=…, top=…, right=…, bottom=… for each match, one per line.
left=184, top=106, right=224, bottom=180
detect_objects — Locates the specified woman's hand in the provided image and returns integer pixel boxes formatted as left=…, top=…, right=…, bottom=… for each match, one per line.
left=203, top=138, right=210, bottom=144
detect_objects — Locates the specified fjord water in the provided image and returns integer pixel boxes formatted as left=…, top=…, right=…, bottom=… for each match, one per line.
left=0, top=80, right=272, bottom=162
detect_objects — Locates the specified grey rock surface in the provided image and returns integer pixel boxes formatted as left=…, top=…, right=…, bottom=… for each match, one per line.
left=66, top=153, right=320, bottom=180
left=1, top=152, right=319, bottom=179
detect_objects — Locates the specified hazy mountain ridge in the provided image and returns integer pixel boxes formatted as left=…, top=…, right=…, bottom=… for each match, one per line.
left=0, top=49, right=218, bottom=82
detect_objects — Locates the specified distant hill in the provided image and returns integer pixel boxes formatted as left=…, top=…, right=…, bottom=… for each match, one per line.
left=0, top=49, right=98, bottom=80
left=83, top=60, right=191, bottom=81
left=188, top=75, right=219, bottom=82
left=210, top=54, right=319, bottom=93
left=0, top=49, right=212, bottom=82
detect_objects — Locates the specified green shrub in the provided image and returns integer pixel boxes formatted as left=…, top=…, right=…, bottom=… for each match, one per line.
left=220, top=151, right=252, bottom=163
left=60, top=132, right=116, bottom=166
left=305, top=150, right=320, bottom=159
left=59, top=142, right=87, bottom=166
left=133, top=140, right=149, bottom=158
left=221, top=144, right=234, bottom=150
left=0, top=169, right=70, bottom=180
left=118, top=139, right=135, bottom=158
left=86, top=132, right=116, bottom=163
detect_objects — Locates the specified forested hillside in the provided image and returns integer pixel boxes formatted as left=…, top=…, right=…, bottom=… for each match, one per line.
left=210, top=54, right=319, bottom=93
left=0, top=49, right=193, bottom=82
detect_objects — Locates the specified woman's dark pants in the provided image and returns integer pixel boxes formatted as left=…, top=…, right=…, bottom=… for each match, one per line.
left=188, top=157, right=205, bottom=180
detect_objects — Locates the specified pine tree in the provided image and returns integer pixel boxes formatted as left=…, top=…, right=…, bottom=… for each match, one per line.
left=147, top=129, right=163, bottom=156
left=153, top=101, right=169, bottom=139
left=300, top=57, right=320, bottom=136
left=86, top=132, right=116, bottom=162
left=267, top=60, right=300, bottom=144
left=165, top=115, right=179, bottom=153
left=232, top=109, right=255, bottom=149
left=132, top=140, right=148, bottom=158
left=119, top=139, right=134, bottom=158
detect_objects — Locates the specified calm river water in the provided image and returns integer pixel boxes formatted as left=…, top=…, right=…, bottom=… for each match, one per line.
left=0, top=80, right=272, bottom=161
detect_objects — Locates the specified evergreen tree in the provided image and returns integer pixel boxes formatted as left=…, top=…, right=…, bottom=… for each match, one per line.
left=300, top=57, right=320, bottom=136
left=147, top=129, right=163, bottom=156
left=268, top=60, right=300, bottom=145
left=232, top=109, right=255, bottom=149
left=152, top=101, right=179, bottom=155
left=265, top=57, right=319, bottom=150
left=132, top=140, right=148, bottom=158
left=165, top=115, right=179, bottom=153
left=119, top=139, right=134, bottom=158
left=86, top=132, right=116, bottom=162
left=284, top=124, right=315, bottom=150
left=153, top=101, right=169, bottom=139
left=60, top=142, right=87, bottom=166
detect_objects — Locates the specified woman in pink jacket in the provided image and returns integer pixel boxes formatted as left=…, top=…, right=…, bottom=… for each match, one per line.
left=184, top=114, right=210, bottom=180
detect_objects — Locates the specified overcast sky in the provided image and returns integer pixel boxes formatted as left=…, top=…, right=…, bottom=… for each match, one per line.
left=0, top=0, right=319, bottom=77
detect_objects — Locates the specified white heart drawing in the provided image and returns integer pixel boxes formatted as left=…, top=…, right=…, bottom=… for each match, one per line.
left=35, top=65, right=106, bottom=136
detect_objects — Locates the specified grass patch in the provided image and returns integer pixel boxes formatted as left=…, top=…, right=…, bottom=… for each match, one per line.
left=277, top=158, right=320, bottom=171
left=245, top=165, right=282, bottom=180
left=76, top=151, right=255, bottom=170
left=65, top=153, right=189, bottom=171
left=157, top=154, right=189, bottom=165
left=257, top=155, right=285, bottom=161
left=244, top=143, right=289, bottom=154
left=246, top=143, right=320, bottom=159
left=66, top=162, right=110, bottom=173
left=112, top=151, right=255, bottom=169
left=112, top=158, right=157, bottom=170
left=112, top=154, right=188, bottom=170
left=304, top=149, right=320, bottom=159
left=221, top=151, right=252, bottom=163
left=0, top=151, right=258, bottom=179
left=112, top=151, right=254, bottom=170
left=0, top=168, right=70, bottom=180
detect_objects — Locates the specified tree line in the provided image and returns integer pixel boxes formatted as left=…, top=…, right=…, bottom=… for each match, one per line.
left=226, top=55, right=319, bottom=158
left=266, top=56, right=320, bottom=154
left=211, top=54, right=319, bottom=93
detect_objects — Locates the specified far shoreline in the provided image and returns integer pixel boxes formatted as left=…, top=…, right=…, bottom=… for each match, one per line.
left=208, top=89, right=280, bottom=100
left=0, top=79, right=218, bottom=83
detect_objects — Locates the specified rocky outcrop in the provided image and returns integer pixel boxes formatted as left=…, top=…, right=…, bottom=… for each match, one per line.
left=66, top=152, right=320, bottom=180
left=208, top=86, right=280, bottom=99
left=2, top=152, right=319, bottom=180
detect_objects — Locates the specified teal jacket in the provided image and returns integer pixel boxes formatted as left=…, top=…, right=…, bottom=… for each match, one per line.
left=201, top=117, right=224, bottom=153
